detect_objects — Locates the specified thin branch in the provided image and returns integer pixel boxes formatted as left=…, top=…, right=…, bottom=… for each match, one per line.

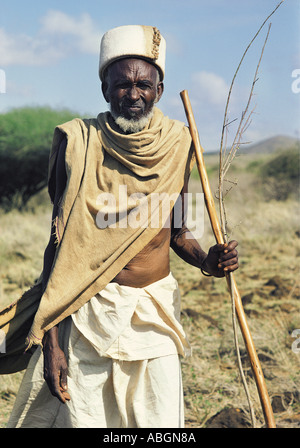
left=229, top=272, right=257, bottom=427
left=219, top=22, right=272, bottom=236
left=224, top=118, right=238, bottom=128
left=223, top=25, right=271, bottom=176
left=219, top=1, right=284, bottom=161
left=217, top=1, right=285, bottom=428
left=218, top=1, right=284, bottom=238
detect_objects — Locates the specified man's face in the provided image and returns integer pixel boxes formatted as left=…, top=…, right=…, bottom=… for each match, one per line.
left=102, top=58, right=164, bottom=121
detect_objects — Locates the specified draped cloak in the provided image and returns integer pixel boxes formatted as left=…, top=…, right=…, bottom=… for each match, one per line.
left=0, top=107, right=194, bottom=374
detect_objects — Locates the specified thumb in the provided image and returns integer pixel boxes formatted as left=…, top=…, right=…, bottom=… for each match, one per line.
left=60, top=365, right=68, bottom=391
left=60, top=370, right=70, bottom=401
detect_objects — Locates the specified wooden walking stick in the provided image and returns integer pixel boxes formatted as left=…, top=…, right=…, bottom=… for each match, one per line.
left=180, top=89, right=276, bottom=428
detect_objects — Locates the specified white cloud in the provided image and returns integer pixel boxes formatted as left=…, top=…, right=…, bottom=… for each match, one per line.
left=0, top=28, right=65, bottom=66
left=0, top=10, right=102, bottom=67
left=6, top=79, right=35, bottom=97
left=40, top=10, right=101, bottom=55
left=163, top=32, right=184, bottom=56
left=162, top=71, right=251, bottom=150
left=191, top=71, right=229, bottom=108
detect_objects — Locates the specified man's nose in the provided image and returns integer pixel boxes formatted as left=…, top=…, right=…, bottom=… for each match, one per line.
left=127, top=85, right=140, bottom=101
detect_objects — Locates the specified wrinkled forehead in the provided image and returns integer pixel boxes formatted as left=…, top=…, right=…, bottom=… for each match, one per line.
left=105, top=57, right=160, bottom=83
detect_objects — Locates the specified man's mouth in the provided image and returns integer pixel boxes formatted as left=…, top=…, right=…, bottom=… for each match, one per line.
left=126, top=105, right=141, bottom=111
left=123, top=102, right=142, bottom=110
left=121, top=104, right=144, bottom=119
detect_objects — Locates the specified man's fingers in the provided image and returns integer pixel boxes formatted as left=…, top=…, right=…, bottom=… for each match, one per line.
left=50, top=372, right=66, bottom=403
left=224, top=263, right=239, bottom=273
left=226, top=240, right=238, bottom=251
left=218, top=254, right=238, bottom=267
left=211, top=243, right=227, bottom=253
left=53, top=383, right=70, bottom=403
left=60, top=364, right=68, bottom=391
left=219, top=250, right=238, bottom=262
left=57, top=363, right=69, bottom=402
left=218, top=241, right=238, bottom=259
left=205, top=240, right=239, bottom=277
left=59, top=386, right=71, bottom=401
left=45, top=375, right=65, bottom=403
left=43, top=344, right=70, bottom=404
left=211, top=241, right=238, bottom=254
left=44, top=371, right=70, bottom=403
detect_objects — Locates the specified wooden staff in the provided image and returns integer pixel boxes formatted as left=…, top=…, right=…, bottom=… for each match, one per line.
left=180, top=89, right=276, bottom=428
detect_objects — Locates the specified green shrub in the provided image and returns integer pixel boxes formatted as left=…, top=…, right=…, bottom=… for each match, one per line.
left=0, top=107, right=78, bottom=211
left=259, top=146, right=300, bottom=201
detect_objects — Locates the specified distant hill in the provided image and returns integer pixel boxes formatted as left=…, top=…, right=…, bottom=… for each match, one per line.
left=207, top=135, right=299, bottom=156
left=240, top=135, right=299, bottom=154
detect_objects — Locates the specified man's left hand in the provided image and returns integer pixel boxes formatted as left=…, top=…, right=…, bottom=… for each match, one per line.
left=201, top=240, right=239, bottom=277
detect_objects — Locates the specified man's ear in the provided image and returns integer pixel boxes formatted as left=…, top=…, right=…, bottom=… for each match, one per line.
left=155, top=81, right=164, bottom=103
left=101, top=81, right=110, bottom=103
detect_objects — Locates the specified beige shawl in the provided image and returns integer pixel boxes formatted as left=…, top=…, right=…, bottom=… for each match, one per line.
left=0, top=107, right=194, bottom=373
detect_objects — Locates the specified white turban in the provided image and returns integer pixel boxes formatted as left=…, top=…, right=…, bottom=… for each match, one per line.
left=99, top=25, right=166, bottom=81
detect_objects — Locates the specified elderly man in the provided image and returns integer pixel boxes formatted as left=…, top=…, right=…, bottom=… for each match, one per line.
left=5, top=25, right=238, bottom=428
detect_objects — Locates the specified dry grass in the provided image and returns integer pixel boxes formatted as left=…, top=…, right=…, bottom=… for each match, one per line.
left=175, top=154, right=300, bottom=428
left=0, top=153, right=299, bottom=428
left=0, top=198, right=51, bottom=427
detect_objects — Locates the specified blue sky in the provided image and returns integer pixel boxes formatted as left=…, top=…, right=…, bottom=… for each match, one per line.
left=0, top=0, right=299, bottom=150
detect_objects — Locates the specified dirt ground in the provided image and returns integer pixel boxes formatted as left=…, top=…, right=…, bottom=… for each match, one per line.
left=0, top=153, right=299, bottom=428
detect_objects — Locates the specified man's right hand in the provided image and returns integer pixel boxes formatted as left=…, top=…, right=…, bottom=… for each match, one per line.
left=42, top=326, right=71, bottom=403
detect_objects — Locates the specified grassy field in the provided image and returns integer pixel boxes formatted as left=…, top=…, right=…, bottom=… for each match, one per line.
left=0, top=151, right=299, bottom=428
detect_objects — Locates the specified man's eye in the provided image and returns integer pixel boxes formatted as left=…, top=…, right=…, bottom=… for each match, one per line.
left=114, top=82, right=152, bottom=90
left=116, top=83, right=131, bottom=89
left=137, top=83, right=152, bottom=90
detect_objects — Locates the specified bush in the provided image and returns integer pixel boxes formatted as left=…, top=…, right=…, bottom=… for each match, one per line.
left=259, top=146, right=300, bottom=201
left=0, top=107, right=78, bottom=211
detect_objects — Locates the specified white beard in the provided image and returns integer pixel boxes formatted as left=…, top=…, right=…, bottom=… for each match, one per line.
left=110, top=109, right=154, bottom=134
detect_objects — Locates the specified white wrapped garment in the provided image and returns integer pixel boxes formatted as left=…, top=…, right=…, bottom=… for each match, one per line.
left=7, top=273, right=190, bottom=428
